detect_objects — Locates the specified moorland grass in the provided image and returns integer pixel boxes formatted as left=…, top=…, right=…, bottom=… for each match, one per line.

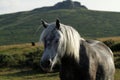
left=0, top=43, right=119, bottom=80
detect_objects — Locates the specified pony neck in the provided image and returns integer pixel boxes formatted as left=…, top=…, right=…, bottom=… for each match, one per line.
left=60, top=54, right=81, bottom=80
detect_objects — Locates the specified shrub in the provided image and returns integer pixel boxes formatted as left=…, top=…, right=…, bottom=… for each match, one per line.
left=111, top=43, right=120, bottom=51
left=0, top=53, right=15, bottom=67
left=12, top=54, right=26, bottom=67
left=0, top=48, right=43, bottom=69
left=0, top=47, right=59, bottom=71
left=103, top=39, right=115, bottom=47
left=115, top=57, right=120, bottom=68
left=24, top=49, right=43, bottom=69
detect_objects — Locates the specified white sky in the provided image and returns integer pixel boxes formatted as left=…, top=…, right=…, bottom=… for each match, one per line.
left=0, top=0, right=120, bottom=15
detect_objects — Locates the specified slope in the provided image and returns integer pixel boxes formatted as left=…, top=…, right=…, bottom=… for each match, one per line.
left=0, top=8, right=120, bottom=45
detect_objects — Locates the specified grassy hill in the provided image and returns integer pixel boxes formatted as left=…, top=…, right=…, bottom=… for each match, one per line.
left=0, top=3, right=120, bottom=45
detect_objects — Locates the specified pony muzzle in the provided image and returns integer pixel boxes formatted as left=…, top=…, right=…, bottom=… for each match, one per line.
left=40, top=60, right=53, bottom=72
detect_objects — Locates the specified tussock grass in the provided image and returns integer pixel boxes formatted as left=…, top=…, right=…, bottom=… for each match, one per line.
left=0, top=43, right=43, bottom=54
left=0, top=43, right=119, bottom=80
left=97, top=36, right=120, bottom=42
left=0, top=68, right=59, bottom=80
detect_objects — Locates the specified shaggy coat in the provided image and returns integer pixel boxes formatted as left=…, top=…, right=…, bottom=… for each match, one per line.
left=60, top=40, right=115, bottom=80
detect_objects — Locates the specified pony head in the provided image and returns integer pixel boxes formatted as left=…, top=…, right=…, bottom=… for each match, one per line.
left=40, top=19, right=82, bottom=72
left=40, top=19, right=63, bottom=72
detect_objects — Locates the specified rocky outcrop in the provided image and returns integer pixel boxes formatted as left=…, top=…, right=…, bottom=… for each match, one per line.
left=33, top=0, right=87, bottom=12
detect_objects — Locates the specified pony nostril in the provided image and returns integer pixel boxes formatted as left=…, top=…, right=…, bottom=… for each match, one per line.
left=40, top=60, right=51, bottom=68
left=45, top=60, right=50, bottom=66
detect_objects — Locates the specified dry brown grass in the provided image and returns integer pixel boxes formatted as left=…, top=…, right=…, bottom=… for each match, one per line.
left=97, top=36, right=120, bottom=42
left=0, top=43, right=43, bottom=54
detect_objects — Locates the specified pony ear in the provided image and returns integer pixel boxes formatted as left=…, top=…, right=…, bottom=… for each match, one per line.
left=41, top=20, right=48, bottom=28
left=56, top=19, right=60, bottom=29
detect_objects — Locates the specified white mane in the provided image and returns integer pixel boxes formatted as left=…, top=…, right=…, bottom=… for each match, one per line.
left=40, top=22, right=84, bottom=62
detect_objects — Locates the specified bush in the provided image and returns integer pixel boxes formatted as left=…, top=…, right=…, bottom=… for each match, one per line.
left=103, top=40, right=120, bottom=51
left=12, top=54, right=26, bottom=67
left=0, top=48, right=43, bottom=69
left=103, top=39, right=115, bottom=47
left=111, top=43, right=120, bottom=51
left=115, top=56, right=120, bottom=68
left=24, top=49, right=42, bottom=68
left=0, top=53, right=15, bottom=67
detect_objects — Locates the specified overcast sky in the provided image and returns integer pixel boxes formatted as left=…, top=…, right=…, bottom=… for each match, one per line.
left=0, top=0, right=120, bottom=15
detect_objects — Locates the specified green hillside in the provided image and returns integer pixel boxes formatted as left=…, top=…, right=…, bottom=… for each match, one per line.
left=0, top=1, right=120, bottom=45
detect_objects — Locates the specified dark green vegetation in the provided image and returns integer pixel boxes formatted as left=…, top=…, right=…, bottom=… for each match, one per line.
left=0, top=41, right=120, bottom=69
left=0, top=0, right=120, bottom=45
left=0, top=44, right=43, bottom=69
left=0, top=41, right=120, bottom=80
left=0, top=68, right=59, bottom=80
left=0, top=43, right=59, bottom=80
